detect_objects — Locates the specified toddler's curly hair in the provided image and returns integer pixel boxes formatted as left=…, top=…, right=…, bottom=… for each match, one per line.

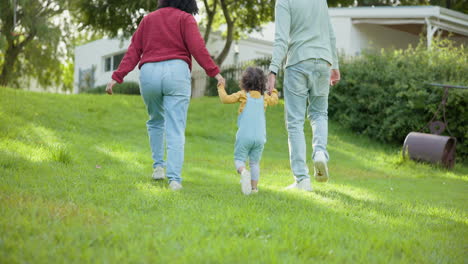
left=240, top=67, right=266, bottom=95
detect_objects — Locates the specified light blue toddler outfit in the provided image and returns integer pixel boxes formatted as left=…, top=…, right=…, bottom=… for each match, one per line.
left=234, top=93, right=266, bottom=181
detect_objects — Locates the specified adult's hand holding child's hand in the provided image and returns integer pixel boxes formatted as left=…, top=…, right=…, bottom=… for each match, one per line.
left=267, top=73, right=276, bottom=95
left=215, top=73, right=226, bottom=87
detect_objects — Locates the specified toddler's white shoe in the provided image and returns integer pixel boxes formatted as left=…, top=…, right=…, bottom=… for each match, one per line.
left=240, top=170, right=252, bottom=195
left=169, top=181, right=183, bottom=191
left=314, top=151, right=329, bottom=182
left=152, top=167, right=166, bottom=180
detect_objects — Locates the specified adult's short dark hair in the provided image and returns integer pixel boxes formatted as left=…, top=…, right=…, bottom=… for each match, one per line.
left=241, top=67, right=267, bottom=95
left=158, top=0, right=199, bottom=15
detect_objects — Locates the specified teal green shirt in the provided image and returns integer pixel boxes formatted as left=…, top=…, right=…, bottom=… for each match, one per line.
left=269, top=0, right=339, bottom=73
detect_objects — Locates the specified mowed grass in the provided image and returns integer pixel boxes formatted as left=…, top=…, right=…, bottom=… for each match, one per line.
left=0, top=87, right=467, bottom=263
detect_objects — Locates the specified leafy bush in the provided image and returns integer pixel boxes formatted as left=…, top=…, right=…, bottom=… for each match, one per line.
left=329, top=39, right=468, bottom=161
left=86, top=81, right=140, bottom=95
left=205, top=57, right=284, bottom=96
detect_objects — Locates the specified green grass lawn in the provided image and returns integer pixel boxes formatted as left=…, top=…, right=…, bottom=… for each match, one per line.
left=0, top=87, right=467, bottom=263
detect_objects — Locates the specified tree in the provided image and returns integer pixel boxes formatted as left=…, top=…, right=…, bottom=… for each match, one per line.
left=213, top=0, right=274, bottom=65
left=0, top=0, right=73, bottom=90
left=429, top=0, right=467, bottom=13
left=73, top=0, right=275, bottom=66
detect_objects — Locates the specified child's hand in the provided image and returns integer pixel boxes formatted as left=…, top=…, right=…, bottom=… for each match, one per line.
left=215, top=74, right=226, bottom=87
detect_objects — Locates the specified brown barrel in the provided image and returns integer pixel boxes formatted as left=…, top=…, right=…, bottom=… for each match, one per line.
left=403, top=132, right=456, bottom=168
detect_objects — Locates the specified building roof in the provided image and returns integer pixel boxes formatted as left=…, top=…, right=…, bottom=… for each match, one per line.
left=330, top=6, right=468, bottom=36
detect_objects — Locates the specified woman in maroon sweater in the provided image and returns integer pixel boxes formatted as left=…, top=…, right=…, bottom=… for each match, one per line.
left=106, top=0, right=225, bottom=191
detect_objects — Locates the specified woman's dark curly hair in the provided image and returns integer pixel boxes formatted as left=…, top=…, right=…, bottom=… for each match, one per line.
left=241, top=67, right=267, bottom=95
left=158, top=0, right=199, bottom=15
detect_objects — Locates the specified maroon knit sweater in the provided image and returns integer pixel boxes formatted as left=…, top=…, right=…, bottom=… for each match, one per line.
left=112, top=7, right=220, bottom=83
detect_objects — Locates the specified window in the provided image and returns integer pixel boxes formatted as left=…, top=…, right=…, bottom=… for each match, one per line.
left=113, top=53, right=124, bottom=70
left=103, top=52, right=126, bottom=72
left=105, top=57, right=112, bottom=72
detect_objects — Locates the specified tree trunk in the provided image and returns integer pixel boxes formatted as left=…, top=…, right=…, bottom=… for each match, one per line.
left=216, top=0, right=235, bottom=66
left=0, top=34, right=35, bottom=86
left=203, top=0, right=217, bottom=43
left=0, top=52, right=18, bottom=86
left=0, top=40, right=20, bottom=86
left=215, top=22, right=234, bottom=66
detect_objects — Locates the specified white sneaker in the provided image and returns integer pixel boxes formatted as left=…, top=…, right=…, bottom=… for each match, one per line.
left=297, top=178, right=312, bottom=191
left=240, top=170, right=252, bottom=195
left=285, top=178, right=312, bottom=192
left=314, top=151, right=329, bottom=182
left=169, top=181, right=183, bottom=191
left=152, top=167, right=165, bottom=180
left=285, top=182, right=299, bottom=190
left=251, top=189, right=259, bottom=194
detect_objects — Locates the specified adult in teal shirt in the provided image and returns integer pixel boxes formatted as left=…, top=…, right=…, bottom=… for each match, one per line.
left=267, top=0, right=341, bottom=191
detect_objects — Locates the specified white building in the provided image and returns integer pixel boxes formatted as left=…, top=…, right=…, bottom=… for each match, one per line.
left=74, top=6, right=468, bottom=95
left=329, top=6, right=468, bottom=56
left=254, top=6, right=468, bottom=55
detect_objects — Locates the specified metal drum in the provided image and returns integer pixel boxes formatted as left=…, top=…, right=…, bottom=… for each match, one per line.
left=403, top=132, right=456, bottom=168
left=401, top=83, right=466, bottom=169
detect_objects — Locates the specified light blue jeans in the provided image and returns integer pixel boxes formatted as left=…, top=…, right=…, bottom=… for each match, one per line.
left=139, top=60, right=191, bottom=183
left=284, top=59, right=331, bottom=182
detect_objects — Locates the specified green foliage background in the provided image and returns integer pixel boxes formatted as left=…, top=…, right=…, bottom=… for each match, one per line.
left=329, top=39, right=468, bottom=161
left=0, top=0, right=71, bottom=90
left=87, top=82, right=141, bottom=95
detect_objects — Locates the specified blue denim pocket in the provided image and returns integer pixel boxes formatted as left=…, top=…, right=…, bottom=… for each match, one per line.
left=284, top=67, right=309, bottom=97
left=310, top=63, right=331, bottom=96
left=164, top=60, right=191, bottom=97
left=139, top=63, right=155, bottom=86
left=169, top=60, right=191, bottom=81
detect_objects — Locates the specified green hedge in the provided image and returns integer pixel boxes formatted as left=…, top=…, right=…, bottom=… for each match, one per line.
left=329, top=39, right=468, bottom=161
left=86, top=82, right=140, bottom=95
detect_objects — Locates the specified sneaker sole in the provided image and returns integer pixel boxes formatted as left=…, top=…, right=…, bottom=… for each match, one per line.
left=240, top=172, right=252, bottom=195
left=152, top=176, right=166, bottom=180
left=314, top=160, right=329, bottom=182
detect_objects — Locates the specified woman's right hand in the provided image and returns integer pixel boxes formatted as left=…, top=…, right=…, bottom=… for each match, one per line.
left=106, top=80, right=117, bottom=95
left=215, top=74, right=226, bottom=87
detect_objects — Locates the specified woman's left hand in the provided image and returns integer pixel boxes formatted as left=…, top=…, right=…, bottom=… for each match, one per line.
left=106, top=80, right=117, bottom=95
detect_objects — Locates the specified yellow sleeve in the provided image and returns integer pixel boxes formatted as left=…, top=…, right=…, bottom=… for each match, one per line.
left=265, top=89, right=279, bottom=106
left=217, top=83, right=242, bottom=104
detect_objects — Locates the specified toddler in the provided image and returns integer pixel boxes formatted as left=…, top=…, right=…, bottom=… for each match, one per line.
left=217, top=67, right=279, bottom=195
